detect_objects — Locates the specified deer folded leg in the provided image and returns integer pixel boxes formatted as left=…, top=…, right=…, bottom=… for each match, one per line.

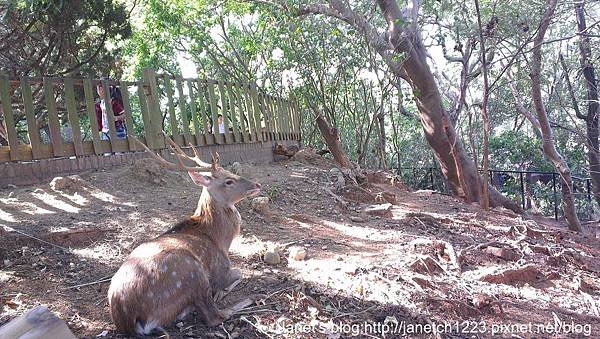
left=214, top=269, right=242, bottom=302
left=194, top=287, right=227, bottom=327
left=219, top=294, right=265, bottom=319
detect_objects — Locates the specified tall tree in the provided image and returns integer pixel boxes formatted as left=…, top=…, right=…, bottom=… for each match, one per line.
left=573, top=1, right=600, bottom=207
left=529, top=0, right=582, bottom=232
left=298, top=0, right=521, bottom=212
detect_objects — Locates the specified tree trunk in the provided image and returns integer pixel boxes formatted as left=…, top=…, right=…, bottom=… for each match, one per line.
left=374, top=0, right=521, bottom=212
left=300, top=0, right=522, bottom=213
left=377, top=108, right=387, bottom=169
left=575, top=1, right=600, bottom=208
left=530, top=0, right=582, bottom=232
left=315, top=113, right=354, bottom=169
left=475, top=0, right=490, bottom=210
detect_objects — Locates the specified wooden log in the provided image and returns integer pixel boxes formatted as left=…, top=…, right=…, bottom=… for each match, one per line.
left=83, top=78, right=102, bottom=155
left=274, top=143, right=299, bottom=158
left=119, top=82, right=136, bottom=151
left=20, top=77, right=43, bottom=159
left=163, top=75, right=182, bottom=145
left=43, top=77, right=64, bottom=157
left=0, top=72, right=21, bottom=160
left=100, top=80, right=118, bottom=149
left=226, top=82, right=241, bottom=142
left=207, top=82, right=223, bottom=144
left=0, top=305, right=77, bottom=339
left=242, top=85, right=258, bottom=142
left=217, top=80, right=233, bottom=144
left=233, top=86, right=252, bottom=142
left=186, top=79, right=203, bottom=146
left=142, top=68, right=165, bottom=149
left=63, top=78, right=83, bottom=156
left=194, top=81, right=210, bottom=145
left=136, top=81, right=153, bottom=149
left=175, top=75, right=193, bottom=146
left=258, top=93, right=270, bottom=141
left=249, top=83, right=263, bottom=141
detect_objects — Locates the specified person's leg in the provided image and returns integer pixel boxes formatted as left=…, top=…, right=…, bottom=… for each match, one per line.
left=100, top=132, right=111, bottom=155
left=115, top=127, right=127, bottom=154
left=116, top=126, right=127, bottom=139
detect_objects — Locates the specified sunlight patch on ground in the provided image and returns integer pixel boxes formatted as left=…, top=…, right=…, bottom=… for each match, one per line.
left=286, top=256, right=411, bottom=307
left=31, top=190, right=80, bottom=213
left=72, top=243, right=121, bottom=262
left=320, top=220, right=400, bottom=241
left=1, top=198, right=55, bottom=216
left=231, top=234, right=277, bottom=258
left=55, top=191, right=89, bottom=206
left=0, top=208, right=17, bottom=222
left=80, top=186, right=132, bottom=206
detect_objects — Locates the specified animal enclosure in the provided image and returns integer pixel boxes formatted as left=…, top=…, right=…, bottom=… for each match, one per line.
left=0, top=68, right=301, bottom=163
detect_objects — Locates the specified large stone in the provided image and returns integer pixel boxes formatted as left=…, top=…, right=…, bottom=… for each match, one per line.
left=485, top=246, right=520, bottom=261
left=49, top=175, right=84, bottom=191
left=230, top=162, right=242, bottom=174
left=251, top=197, right=269, bottom=213
left=288, top=246, right=307, bottom=261
left=364, top=203, right=393, bottom=217
left=264, top=250, right=281, bottom=265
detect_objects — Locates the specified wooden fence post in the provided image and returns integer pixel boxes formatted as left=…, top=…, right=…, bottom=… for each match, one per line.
left=21, top=77, right=43, bottom=159
left=0, top=72, right=21, bottom=160
left=142, top=68, right=165, bottom=149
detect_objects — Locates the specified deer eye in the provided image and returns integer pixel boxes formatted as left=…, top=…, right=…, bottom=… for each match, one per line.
left=225, top=179, right=235, bottom=186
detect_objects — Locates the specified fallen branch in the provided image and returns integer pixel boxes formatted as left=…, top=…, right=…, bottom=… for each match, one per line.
left=64, top=275, right=113, bottom=290
left=324, top=187, right=348, bottom=208
left=262, top=285, right=299, bottom=303
left=240, top=316, right=275, bottom=339
left=331, top=305, right=377, bottom=320
left=4, top=226, right=71, bottom=252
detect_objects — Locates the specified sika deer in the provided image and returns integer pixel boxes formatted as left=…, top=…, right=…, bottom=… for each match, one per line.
left=108, top=136, right=262, bottom=335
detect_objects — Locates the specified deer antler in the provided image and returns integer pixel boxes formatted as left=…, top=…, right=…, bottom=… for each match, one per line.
left=132, top=135, right=212, bottom=172
left=160, top=131, right=212, bottom=168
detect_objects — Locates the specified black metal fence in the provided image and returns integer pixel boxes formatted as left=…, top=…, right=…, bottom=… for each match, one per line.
left=397, top=167, right=598, bottom=221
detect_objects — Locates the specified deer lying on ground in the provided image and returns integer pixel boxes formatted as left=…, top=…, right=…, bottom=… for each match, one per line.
left=108, top=136, right=262, bottom=335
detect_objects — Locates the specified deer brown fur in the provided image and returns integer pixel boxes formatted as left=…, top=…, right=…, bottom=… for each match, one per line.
left=108, top=138, right=261, bottom=335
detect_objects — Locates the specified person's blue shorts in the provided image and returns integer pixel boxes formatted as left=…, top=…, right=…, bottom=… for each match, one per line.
left=101, top=126, right=127, bottom=140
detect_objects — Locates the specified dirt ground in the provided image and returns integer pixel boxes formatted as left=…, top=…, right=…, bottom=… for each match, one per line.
left=1, top=150, right=600, bottom=338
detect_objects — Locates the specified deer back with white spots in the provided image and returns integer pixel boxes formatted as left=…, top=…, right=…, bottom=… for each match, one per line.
left=107, top=135, right=262, bottom=335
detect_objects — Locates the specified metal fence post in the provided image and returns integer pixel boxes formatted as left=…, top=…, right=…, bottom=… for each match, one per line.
left=429, top=167, right=434, bottom=189
left=587, top=179, right=592, bottom=203
left=520, top=172, right=525, bottom=210
left=552, top=173, right=558, bottom=220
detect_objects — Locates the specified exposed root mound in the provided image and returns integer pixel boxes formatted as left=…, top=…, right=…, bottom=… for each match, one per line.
left=291, top=147, right=328, bottom=165
left=49, top=175, right=87, bottom=191
left=130, top=158, right=169, bottom=185
left=365, top=170, right=408, bottom=191
left=339, top=183, right=399, bottom=205
left=476, top=264, right=542, bottom=285
left=340, top=185, right=377, bottom=203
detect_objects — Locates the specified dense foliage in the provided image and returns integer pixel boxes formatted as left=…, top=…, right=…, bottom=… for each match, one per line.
left=2, top=0, right=599, bottom=198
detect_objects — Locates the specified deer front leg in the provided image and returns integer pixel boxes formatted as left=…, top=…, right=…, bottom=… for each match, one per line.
left=214, top=269, right=242, bottom=302
left=219, top=294, right=265, bottom=319
left=197, top=290, right=263, bottom=326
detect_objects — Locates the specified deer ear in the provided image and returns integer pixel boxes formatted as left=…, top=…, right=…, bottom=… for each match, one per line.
left=188, top=171, right=212, bottom=187
left=211, top=152, right=221, bottom=171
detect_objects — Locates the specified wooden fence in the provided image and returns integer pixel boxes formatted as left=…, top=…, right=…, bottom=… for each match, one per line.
left=0, top=68, right=301, bottom=163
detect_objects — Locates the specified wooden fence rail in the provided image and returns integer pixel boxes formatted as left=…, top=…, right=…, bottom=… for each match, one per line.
left=0, top=68, right=301, bottom=163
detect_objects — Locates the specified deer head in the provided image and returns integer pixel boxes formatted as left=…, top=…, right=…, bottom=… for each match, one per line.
left=134, top=134, right=261, bottom=208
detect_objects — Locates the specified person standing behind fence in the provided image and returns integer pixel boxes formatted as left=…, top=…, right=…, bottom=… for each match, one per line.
left=95, top=79, right=127, bottom=140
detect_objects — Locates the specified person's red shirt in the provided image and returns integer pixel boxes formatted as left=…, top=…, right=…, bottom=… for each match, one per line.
left=95, top=98, right=125, bottom=131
